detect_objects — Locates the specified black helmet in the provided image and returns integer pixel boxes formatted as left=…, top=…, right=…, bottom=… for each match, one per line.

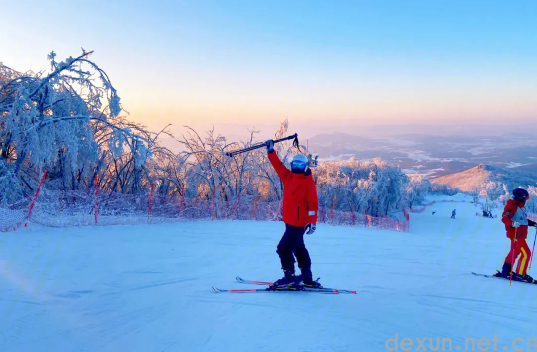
left=512, top=187, right=529, bottom=202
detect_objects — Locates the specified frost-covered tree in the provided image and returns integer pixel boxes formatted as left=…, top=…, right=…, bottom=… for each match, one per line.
left=478, top=181, right=505, bottom=202
left=407, top=174, right=430, bottom=208
left=311, top=157, right=424, bottom=217
left=428, top=181, right=459, bottom=196
left=526, top=186, right=537, bottom=213
left=0, top=50, right=161, bottom=203
left=496, top=184, right=511, bottom=205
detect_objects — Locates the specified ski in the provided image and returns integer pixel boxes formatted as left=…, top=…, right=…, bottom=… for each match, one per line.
left=212, top=286, right=343, bottom=293
left=234, top=276, right=357, bottom=294
left=471, top=272, right=537, bottom=285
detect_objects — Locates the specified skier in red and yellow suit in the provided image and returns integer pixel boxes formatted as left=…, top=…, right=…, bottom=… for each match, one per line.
left=497, top=188, right=536, bottom=282
left=266, top=139, right=321, bottom=288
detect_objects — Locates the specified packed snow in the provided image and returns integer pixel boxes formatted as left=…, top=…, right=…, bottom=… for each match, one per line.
left=1, top=194, right=537, bottom=352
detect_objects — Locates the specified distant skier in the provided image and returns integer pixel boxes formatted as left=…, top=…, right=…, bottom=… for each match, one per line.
left=495, top=188, right=537, bottom=282
left=451, top=209, right=456, bottom=219
left=266, top=139, right=321, bottom=289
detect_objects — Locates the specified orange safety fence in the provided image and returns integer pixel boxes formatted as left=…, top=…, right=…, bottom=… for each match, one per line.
left=10, top=179, right=501, bottom=234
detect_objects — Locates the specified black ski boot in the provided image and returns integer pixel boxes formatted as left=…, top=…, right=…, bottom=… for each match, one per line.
left=494, top=263, right=512, bottom=278
left=272, top=270, right=297, bottom=289
left=300, top=267, right=323, bottom=289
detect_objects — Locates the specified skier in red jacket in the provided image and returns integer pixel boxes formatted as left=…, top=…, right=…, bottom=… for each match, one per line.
left=266, top=140, right=321, bottom=289
left=495, top=187, right=536, bottom=282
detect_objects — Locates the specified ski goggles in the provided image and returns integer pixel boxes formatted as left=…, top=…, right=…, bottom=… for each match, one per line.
left=291, top=160, right=308, bottom=170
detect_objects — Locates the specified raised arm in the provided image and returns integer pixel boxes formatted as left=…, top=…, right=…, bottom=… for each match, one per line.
left=267, top=141, right=291, bottom=182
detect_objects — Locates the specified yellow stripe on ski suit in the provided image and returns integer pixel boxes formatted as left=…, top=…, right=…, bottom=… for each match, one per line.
left=518, top=246, right=528, bottom=275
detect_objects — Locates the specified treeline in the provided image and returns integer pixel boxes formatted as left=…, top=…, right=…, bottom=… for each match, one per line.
left=466, top=181, right=537, bottom=213
left=0, top=50, right=456, bottom=219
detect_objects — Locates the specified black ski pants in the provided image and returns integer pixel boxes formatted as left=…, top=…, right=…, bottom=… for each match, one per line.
left=276, top=223, right=311, bottom=273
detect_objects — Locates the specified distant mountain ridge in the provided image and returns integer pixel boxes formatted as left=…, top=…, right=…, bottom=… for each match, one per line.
left=305, top=132, right=537, bottom=180
left=431, top=164, right=537, bottom=192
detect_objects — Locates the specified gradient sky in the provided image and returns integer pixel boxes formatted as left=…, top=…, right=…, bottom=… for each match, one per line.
left=2, top=0, right=536, bottom=138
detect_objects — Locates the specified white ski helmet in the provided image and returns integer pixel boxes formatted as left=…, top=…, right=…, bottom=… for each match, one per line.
left=290, top=154, right=309, bottom=173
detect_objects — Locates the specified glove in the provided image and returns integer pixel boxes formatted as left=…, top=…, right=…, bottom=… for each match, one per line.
left=266, top=140, right=274, bottom=153
left=305, top=223, right=316, bottom=235
left=512, top=221, right=520, bottom=228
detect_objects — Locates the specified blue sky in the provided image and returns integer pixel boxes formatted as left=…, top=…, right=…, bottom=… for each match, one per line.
left=2, top=0, right=536, bottom=136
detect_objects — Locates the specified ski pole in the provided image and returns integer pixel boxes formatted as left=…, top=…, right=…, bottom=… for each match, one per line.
left=225, top=133, right=299, bottom=157
left=510, top=228, right=517, bottom=286
left=529, top=228, right=537, bottom=270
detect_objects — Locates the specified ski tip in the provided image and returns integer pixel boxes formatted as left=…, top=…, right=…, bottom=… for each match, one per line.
left=236, top=276, right=244, bottom=283
left=212, top=286, right=224, bottom=292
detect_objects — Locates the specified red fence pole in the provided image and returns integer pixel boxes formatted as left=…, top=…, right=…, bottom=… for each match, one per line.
left=94, top=174, right=98, bottom=225
left=25, top=170, right=48, bottom=227
left=148, top=184, right=154, bottom=223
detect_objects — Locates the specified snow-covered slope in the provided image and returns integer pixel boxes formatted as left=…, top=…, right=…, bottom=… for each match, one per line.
left=1, top=193, right=536, bottom=352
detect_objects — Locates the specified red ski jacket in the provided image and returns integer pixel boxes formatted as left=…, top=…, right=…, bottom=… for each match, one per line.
left=502, top=199, right=536, bottom=240
left=268, top=150, right=318, bottom=227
